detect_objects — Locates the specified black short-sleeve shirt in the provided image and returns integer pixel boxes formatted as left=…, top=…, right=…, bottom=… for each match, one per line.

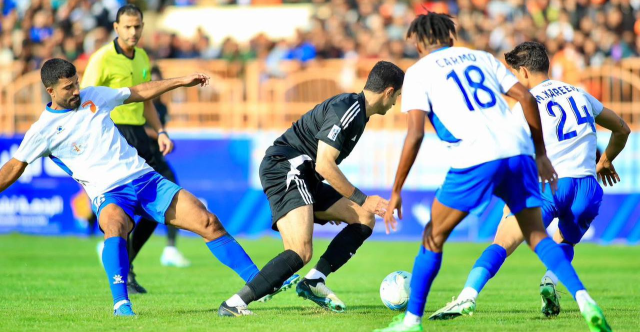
left=270, top=92, right=368, bottom=165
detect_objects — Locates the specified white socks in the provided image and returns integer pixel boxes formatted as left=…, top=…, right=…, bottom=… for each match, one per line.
left=542, top=270, right=559, bottom=285
left=575, top=290, right=595, bottom=312
left=225, top=294, right=247, bottom=308
left=403, top=311, right=422, bottom=327
left=305, top=268, right=327, bottom=282
left=458, top=287, right=479, bottom=301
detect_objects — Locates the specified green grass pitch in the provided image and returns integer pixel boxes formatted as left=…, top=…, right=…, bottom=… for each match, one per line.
left=0, top=234, right=638, bottom=331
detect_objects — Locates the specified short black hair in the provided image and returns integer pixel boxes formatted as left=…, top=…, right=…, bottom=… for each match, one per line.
left=406, top=12, right=457, bottom=46
left=363, top=61, right=405, bottom=93
left=116, top=4, right=143, bottom=23
left=41, top=58, right=76, bottom=88
left=504, top=41, right=550, bottom=73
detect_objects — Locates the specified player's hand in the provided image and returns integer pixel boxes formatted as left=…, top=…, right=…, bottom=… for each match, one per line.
left=158, top=133, right=174, bottom=156
left=362, top=195, right=388, bottom=219
left=596, top=159, right=620, bottom=187
left=383, top=192, right=402, bottom=235
left=536, top=155, right=558, bottom=194
left=182, top=73, right=210, bottom=87
left=327, top=220, right=343, bottom=226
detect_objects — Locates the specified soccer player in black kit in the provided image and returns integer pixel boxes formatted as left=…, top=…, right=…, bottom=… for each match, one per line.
left=219, top=61, right=405, bottom=316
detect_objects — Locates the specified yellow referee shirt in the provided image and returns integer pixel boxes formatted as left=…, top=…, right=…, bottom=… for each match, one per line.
left=81, top=39, right=151, bottom=125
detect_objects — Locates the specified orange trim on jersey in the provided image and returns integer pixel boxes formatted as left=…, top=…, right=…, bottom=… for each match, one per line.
left=82, top=100, right=97, bottom=113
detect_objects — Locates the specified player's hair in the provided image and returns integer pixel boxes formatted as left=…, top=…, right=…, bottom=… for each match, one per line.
left=116, top=4, right=143, bottom=23
left=363, top=61, right=405, bottom=93
left=40, top=58, right=76, bottom=88
left=406, top=12, right=457, bottom=46
left=504, top=41, right=550, bottom=73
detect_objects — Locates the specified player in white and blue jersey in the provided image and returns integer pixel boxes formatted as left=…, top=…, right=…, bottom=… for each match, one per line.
left=375, top=14, right=611, bottom=332
left=430, top=41, right=629, bottom=320
left=0, top=58, right=294, bottom=317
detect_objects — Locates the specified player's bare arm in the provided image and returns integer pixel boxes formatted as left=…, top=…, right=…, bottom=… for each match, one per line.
left=125, top=73, right=210, bottom=104
left=384, top=109, right=426, bottom=234
left=143, top=100, right=173, bottom=155
left=595, top=107, right=631, bottom=186
left=0, top=158, right=28, bottom=192
left=506, top=82, right=558, bottom=193
left=316, top=141, right=387, bottom=218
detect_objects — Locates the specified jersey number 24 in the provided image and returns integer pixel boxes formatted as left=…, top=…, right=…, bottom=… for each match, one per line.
left=546, top=96, right=596, bottom=142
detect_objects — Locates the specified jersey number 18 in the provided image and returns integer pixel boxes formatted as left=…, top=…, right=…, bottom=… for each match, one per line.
left=447, top=65, right=497, bottom=111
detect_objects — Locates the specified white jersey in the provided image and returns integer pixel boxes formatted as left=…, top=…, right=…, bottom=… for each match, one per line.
left=14, top=86, right=153, bottom=200
left=401, top=47, right=534, bottom=168
left=513, top=80, right=603, bottom=179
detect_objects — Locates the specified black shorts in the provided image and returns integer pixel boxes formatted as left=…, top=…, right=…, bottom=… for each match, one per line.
left=116, top=124, right=174, bottom=180
left=260, top=146, right=343, bottom=231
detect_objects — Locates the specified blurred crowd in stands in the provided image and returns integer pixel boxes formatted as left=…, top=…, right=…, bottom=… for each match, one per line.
left=1, top=0, right=639, bottom=84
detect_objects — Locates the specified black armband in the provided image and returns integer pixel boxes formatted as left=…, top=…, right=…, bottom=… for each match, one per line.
left=349, top=188, right=367, bottom=206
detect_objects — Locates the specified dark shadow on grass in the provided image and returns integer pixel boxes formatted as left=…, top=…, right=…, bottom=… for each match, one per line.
left=172, top=308, right=217, bottom=315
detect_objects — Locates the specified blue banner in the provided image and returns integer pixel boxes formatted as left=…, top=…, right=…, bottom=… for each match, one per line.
left=0, top=133, right=638, bottom=244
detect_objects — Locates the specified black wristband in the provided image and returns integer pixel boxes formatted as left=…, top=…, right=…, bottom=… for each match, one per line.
left=349, top=188, right=367, bottom=206
left=158, top=131, right=168, bottom=137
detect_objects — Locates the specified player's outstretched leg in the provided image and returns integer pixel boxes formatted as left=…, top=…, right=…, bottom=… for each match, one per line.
left=431, top=212, right=525, bottom=320
left=219, top=206, right=312, bottom=317
left=164, top=189, right=260, bottom=283
left=297, top=198, right=374, bottom=313
left=375, top=199, right=468, bottom=332
left=515, top=208, right=611, bottom=332
left=98, top=204, right=136, bottom=316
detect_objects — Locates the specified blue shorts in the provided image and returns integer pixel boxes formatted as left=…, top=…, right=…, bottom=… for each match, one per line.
left=92, top=172, right=182, bottom=224
left=437, top=155, right=542, bottom=214
left=540, top=176, right=602, bottom=244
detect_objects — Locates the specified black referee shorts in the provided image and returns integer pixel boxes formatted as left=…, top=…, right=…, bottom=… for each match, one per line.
left=260, top=146, right=343, bottom=231
left=115, top=124, right=172, bottom=178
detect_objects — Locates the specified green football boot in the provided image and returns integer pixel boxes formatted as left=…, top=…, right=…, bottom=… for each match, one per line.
left=540, top=276, right=561, bottom=317
left=428, top=296, right=476, bottom=320
left=296, top=278, right=346, bottom=313
left=581, top=302, right=612, bottom=332
left=373, top=314, right=423, bottom=332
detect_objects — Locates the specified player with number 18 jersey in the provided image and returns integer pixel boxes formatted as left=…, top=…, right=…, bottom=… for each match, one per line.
left=378, top=13, right=609, bottom=332
left=402, top=46, right=535, bottom=170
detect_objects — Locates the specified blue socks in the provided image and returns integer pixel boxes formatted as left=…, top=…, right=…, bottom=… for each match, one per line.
left=206, top=234, right=259, bottom=282
left=463, top=244, right=507, bottom=293
left=558, top=242, right=575, bottom=261
left=534, top=238, right=584, bottom=298
left=102, top=237, right=130, bottom=306
left=406, top=246, right=443, bottom=317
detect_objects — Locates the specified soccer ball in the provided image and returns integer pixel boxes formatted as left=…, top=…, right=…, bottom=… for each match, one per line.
left=380, top=271, right=411, bottom=310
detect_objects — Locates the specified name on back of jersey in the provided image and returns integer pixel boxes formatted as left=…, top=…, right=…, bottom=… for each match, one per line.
left=534, top=83, right=580, bottom=104
left=435, top=53, right=477, bottom=68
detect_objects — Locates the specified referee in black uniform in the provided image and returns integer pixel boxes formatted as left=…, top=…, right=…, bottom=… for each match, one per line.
left=219, top=61, right=404, bottom=316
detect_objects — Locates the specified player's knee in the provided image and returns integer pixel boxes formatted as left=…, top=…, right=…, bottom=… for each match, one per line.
left=357, top=210, right=376, bottom=228
left=102, top=217, right=131, bottom=238
left=292, top=243, right=313, bottom=265
left=201, top=213, right=226, bottom=240
left=422, top=226, right=446, bottom=252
